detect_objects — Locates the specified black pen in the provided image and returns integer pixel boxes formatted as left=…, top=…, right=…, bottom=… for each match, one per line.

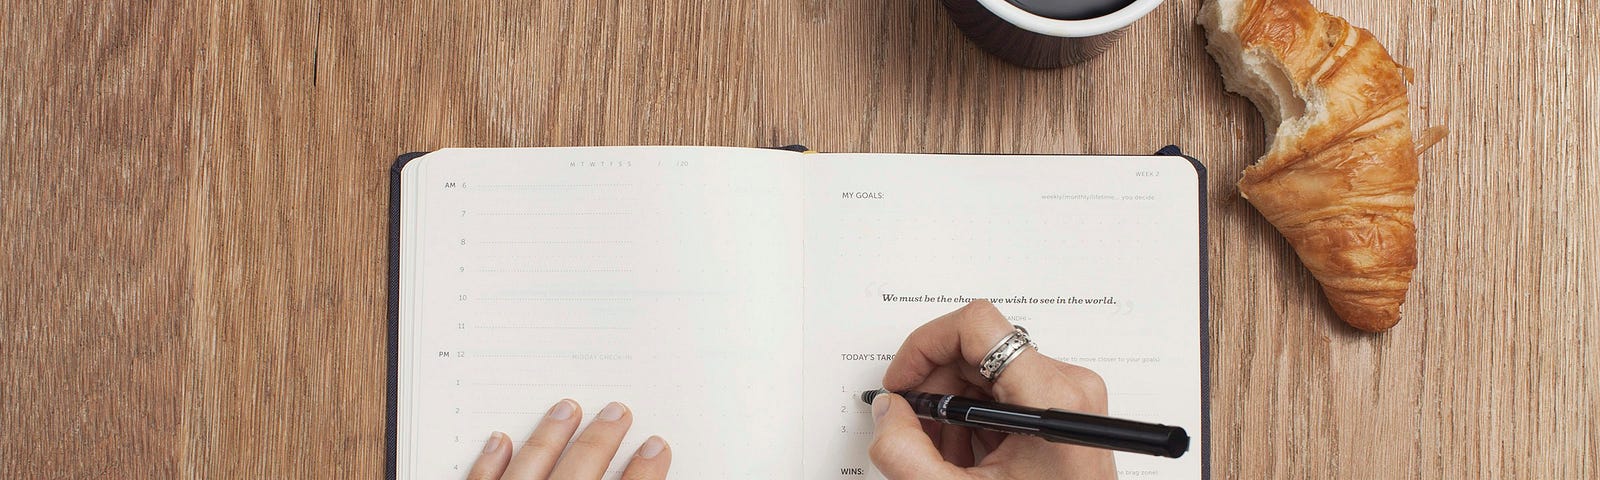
left=860, top=389, right=1189, bottom=458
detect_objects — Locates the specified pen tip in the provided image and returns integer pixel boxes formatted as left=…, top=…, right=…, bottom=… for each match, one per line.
left=860, top=389, right=888, bottom=405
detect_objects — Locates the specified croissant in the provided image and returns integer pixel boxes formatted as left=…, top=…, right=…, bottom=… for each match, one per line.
left=1199, top=0, right=1423, bottom=332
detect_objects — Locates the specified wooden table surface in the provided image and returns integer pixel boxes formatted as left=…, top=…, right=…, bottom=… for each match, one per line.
left=3, top=1, right=1595, bottom=478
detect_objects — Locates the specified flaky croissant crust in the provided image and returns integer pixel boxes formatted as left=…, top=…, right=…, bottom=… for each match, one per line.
left=1209, top=0, right=1419, bottom=332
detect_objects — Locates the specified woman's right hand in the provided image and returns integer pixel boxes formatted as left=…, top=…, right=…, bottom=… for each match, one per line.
left=869, top=300, right=1117, bottom=480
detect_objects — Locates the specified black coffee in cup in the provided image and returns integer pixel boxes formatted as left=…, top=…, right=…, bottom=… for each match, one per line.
left=1006, top=0, right=1137, bottom=20
left=941, top=0, right=1162, bottom=68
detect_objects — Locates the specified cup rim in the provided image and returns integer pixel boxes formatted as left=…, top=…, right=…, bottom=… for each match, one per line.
left=974, top=0, right=1166, bottom=37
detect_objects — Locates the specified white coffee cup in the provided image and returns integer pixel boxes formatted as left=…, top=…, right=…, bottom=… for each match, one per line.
left=941, top=0, right=1167, bottom=68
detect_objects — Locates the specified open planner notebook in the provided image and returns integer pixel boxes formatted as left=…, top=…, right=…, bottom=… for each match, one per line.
left=388, top=146, right=1208, bottom=479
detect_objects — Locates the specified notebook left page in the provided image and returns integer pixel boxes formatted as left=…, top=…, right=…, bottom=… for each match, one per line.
left=398, top=147, right=805, bottom=479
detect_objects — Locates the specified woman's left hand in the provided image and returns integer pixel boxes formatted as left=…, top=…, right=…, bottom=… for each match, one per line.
left=466, top=399, right=671, bottom=480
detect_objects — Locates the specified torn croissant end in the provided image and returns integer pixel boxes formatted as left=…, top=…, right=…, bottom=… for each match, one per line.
left=1199, top=0, right=1439, bottom=332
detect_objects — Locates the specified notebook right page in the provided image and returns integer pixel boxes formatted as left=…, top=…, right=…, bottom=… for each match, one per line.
left=801, top=153, right=1205, bottom=479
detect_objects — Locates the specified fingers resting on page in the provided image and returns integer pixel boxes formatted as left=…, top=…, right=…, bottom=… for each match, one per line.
left=467, top=399, right=670, bottom=480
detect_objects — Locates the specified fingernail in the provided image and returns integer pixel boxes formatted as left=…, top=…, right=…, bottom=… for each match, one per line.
left=871, top=394, right=892, bottom=422
left=597, top=402, right=626, bottom=421
left=637, top=436, right=666, bottom=459
left=482, top=432, right=504, bottom=454
left=546, top=399, right=575, bottom=420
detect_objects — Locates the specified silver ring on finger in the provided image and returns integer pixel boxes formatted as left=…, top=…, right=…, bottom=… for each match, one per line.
left=978, top=325, right=1037, bottom=383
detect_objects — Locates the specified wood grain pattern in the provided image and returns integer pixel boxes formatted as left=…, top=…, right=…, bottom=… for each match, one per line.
left=2, top=0, right=1595, bottom=477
